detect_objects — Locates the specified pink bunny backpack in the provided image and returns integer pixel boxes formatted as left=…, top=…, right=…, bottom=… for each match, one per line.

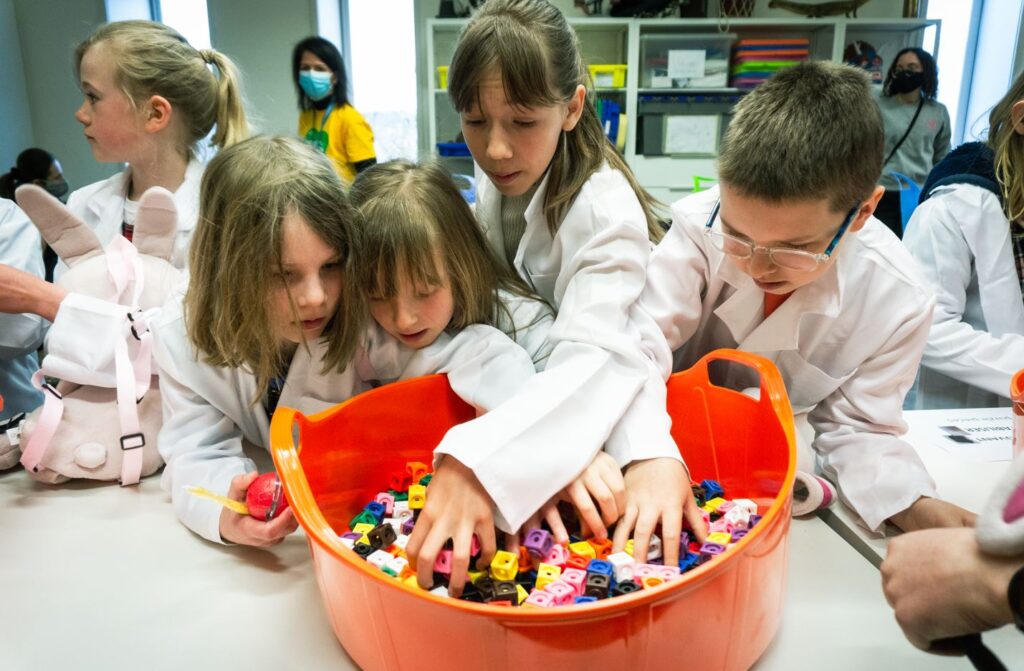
left=977, top=451, right=1024, bottom=556
left=9, top=184, right=181, bottom=485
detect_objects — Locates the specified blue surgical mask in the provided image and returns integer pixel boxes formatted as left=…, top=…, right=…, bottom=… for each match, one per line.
left=299, top=71, right=334, bottom=101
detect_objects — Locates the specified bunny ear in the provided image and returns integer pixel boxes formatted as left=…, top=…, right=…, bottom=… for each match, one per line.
left=15, top=184, right=104, bottom=267
left=131, top=187, right=177, bottom=262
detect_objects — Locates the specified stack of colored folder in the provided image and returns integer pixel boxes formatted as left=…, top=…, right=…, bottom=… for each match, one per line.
left=596, top=97, right=628, bottom=153
left=730, top=38, right=810, bottom=89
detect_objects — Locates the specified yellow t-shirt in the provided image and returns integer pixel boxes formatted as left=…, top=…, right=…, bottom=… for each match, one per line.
left=298, top=104, right=376, bottom=184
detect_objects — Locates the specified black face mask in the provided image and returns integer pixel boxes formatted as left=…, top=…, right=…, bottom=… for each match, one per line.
left=44, top=178, right=69, bottom=200
left=889, top=70, right=925, bottom=95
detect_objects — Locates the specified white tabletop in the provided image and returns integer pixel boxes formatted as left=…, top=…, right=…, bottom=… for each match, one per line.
left=815, top=407, right=1015, bottom=566
left=3, top=464, right=1021, bottom=670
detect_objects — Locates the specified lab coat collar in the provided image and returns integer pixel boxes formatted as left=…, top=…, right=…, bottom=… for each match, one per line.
left=85, top=167, right=131, bottom=235
left=711, top=236, right=846, bottom=352
left=85, top=159, right=203, bottom=232
left=514, top=170, right=553, bottom=273
left=475, top=166, right=554, bottom=277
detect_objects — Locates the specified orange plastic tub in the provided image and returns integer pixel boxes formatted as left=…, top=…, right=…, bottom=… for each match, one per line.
left=271, top=349, right=796, bottom=670
left=1012, top=369, right=1024, bottom=457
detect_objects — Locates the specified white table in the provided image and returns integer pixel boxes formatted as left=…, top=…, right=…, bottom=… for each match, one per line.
left=816, top=408, right=1015, bottom=566
left=3, top=464, right=1020, bottom=670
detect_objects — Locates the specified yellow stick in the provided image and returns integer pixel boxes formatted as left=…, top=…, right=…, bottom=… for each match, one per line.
left=185, top=485, right=250, bottom=516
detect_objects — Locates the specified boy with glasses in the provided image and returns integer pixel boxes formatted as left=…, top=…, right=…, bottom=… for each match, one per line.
left=608, top=62, right=973, bottom=554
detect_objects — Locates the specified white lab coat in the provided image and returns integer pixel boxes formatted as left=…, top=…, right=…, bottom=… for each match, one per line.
left=633, top=187, right=939, bottom=532
left=0, top=200, right=46, bottom=418
left=902, top=184, right=1023, bottom=409
left=59, top=159, right=203, bottom=276
left=154, top=292, right=538, bottom=544
left=494, top=289, right=555, bottom=370
left=439, top=163, right=652, bottom=532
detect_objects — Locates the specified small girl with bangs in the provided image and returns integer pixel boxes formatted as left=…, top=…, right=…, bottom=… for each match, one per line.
left=348, top=159, right=553, bottom=368
left=423, top=0, right=702, bottom=574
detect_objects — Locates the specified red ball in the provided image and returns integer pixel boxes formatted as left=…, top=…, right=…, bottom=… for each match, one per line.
left=246, top=472, right=289, bottom=522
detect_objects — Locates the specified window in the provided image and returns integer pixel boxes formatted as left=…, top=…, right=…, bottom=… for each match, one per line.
left=925, top=0, right=977, bottom=144
left=104, top=0, right=211, bottom=50
left=157, top=0, right=211, bottom=50
left=345, top=0, right=418, bottom=161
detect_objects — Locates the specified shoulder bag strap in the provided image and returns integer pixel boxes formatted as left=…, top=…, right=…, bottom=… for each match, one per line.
left=884, top=96, right=926, bottom=166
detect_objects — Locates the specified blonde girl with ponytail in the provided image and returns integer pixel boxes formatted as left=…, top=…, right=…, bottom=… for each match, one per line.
left=65, top=20, right=249, bottom=273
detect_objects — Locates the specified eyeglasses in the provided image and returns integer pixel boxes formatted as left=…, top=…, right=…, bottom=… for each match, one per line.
left=703, top=200, right=860, bottom=272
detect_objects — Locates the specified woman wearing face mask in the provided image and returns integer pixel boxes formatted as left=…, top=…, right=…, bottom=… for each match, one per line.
left=0, top=148, right=68, bottom=281
left=873, top=47, right=950, bottom=237
left=0, top=148, right=69, bottom=202
left=292, top=36, right=376, bottom=184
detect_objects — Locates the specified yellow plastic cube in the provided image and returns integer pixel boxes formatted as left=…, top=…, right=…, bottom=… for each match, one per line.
left=408, top=484, right=426, bottom=510
left=707, top=532, right=732, bottom=546
left=535, top=562, right=562, bottom=591
left=568, top=541, right=596, bottom=560
left=490, top=550, right=519, bottom=581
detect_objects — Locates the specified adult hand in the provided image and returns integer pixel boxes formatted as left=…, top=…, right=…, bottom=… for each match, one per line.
left=611, top=457, right=706, bottom=567
left=881, top=526, right=1019, bottom=652
left=0, top=263, right=66, bottom=322
left=889, top=496, right=977, bottom=532
left=218, top=471, right=298, bottom=546
left=405, top=456, right=497, bottom=597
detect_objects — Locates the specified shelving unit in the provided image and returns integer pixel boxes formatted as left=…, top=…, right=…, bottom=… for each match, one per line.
left=422, top=15, right=940, bottom=202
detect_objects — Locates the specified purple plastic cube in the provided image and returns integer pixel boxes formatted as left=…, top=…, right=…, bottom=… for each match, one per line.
left=699, top=541, right=726, bottom=563
left=524, top=528, right=554, bottom=558
left=401, top=518, right=415, bottom=535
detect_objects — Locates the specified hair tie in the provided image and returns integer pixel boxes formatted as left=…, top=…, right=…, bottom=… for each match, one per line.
left=199, top=48, right=215, bottom=64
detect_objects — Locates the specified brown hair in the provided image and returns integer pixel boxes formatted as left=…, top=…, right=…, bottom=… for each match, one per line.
left=76, top=20, right=249, bottom=158
left=989, top=70, right=1024, bottom=224
left=348, top=159, right=548, bottom=337
left=186, top=136, right=363, bottom=398
left=717, top=61, right=883, bottom=213
left=447, top=0, right=662, bottom=240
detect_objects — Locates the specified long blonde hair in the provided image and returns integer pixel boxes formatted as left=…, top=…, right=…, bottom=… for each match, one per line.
left=448, top=0, right=662, bottom=240
left=186, top=137, right=364, bottom=398
left=990, top=70, right=1024, bottom=224
left=348, top=159, right=547, bottom=335
left=76, top=20, right=249, bottom=157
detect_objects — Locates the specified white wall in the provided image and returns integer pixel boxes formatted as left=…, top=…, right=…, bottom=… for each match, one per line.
left=12, top=0, right=113, bottom=190
left=206, top=0, right=318, bottom=137
left=0, top=0, right=34, bottom=173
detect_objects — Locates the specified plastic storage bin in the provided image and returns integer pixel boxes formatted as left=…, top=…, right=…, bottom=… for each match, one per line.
left=271, top=349, right=796, bottom=671
left=1013, top=369, right=1024, bottom=457
left=435, top=142, right=471, bottom=157
left=588, top=64, right=627, bottom=88
left=641, top=33, right=736, bottom=88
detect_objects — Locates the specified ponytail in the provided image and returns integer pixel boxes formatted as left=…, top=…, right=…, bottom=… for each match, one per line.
left=200, top=48, right=249, bottom=150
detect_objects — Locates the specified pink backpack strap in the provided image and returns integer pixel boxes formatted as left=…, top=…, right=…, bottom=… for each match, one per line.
left=113, top=308, right=155, bottom=486
left=19, top=372, right=66, bottom=473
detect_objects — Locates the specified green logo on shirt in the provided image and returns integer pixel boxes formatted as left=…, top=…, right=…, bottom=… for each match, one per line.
left=303, top=128, right=328, bottom=153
